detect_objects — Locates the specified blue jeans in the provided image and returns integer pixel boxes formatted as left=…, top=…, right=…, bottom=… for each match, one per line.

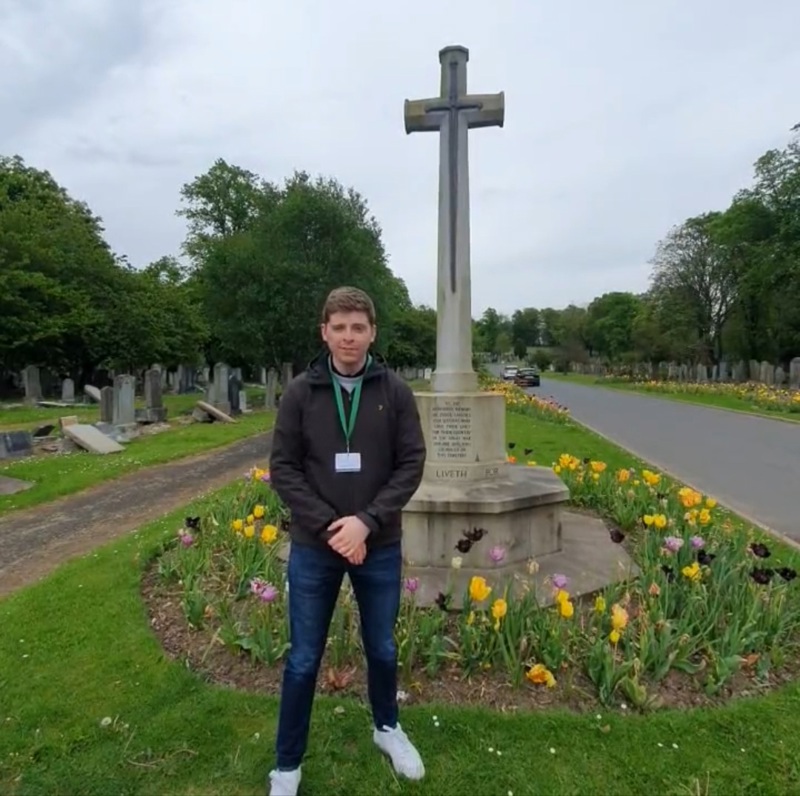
left=275, top=540, right=402, bottom=770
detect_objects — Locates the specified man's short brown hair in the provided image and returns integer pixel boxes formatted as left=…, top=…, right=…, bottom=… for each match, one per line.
left=321, top=286, right=376, bottom=325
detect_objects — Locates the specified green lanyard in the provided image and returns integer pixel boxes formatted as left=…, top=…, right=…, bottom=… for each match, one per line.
left=329, top=356, right=371, bottom=451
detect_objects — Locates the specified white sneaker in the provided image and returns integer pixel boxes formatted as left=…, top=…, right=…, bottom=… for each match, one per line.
left=268, top=766, right=301, bottom=796
left=373, top=723, right=425, bottom=780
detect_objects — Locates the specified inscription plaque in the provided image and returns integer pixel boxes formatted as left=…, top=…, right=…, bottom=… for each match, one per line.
left=430, top=399, right=473, bottom=460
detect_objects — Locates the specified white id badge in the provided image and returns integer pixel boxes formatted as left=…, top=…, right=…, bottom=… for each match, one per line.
left=335, top=452, right=362, bottom=473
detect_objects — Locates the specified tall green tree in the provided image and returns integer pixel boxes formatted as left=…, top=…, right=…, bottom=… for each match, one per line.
left=189, top=168, right=401, bottom=369
left=0, top=155, right=118, bottom=376
left=510, top=307, right=540, bottom=358
left=649, top=214, right=737, bottom=363
left=584, top=292, right=642, bottom=360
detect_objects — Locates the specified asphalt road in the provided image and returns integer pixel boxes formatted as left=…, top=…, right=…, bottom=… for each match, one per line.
left=531, top=377, right=800, bottom=542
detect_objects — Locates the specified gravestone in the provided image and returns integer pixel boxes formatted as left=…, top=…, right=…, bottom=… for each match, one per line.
left=211, top=363, right=231, bottom=414
left=61, top=378, right=75, bottom=403
left=265, top=368, right=278, bottom=410
left=0, top=430, right=33, bottom=460
left=22, top=366, right=42, bottom=405
left=0, top=475, right=34, bottom=495
left=136, top=368, right=168, bottom=423
left=696, top=364, right=708, bottom=382
left=112, top=375, right=136, bottom=427
left=85, top=385, right=101, bottom=403
left=775, top=366, right=786, bottom=386
left=228, top=372, right=242, bottom=416
left=281, top=362, right=293, bottom=388
left=399, top=45, right=634, bottom=607
left=717, top=360, right=728, bottom=381
left=760, top=361, right=774, bottom=385
left=790, top=357, right=800, bottom=388
left=100, top=386, right=114, bottom=423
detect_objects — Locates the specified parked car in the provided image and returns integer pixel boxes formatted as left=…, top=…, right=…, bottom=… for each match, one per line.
left=502, top=365, right=519, bottom=381
left=514, top=367, right=540, bottom=388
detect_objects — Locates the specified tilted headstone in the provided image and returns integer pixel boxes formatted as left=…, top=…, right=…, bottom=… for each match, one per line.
left=85, top=385, right=101, bottom=402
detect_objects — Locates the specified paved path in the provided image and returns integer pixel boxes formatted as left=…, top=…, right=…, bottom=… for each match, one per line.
left=0, top=432, right=273, bottom=596
left=533, top=378, right=800, bottom=542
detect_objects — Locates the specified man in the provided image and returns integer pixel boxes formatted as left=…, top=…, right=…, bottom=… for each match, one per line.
left=267, top=286, right=427, bottom=796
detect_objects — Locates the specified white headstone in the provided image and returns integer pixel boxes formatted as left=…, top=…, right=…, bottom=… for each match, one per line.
left=61, top=378, right=75, bottom=403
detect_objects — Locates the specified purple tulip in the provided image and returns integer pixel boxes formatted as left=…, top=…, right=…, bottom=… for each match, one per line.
left=690, top=535, right=705, bottom=549
left=404, top=577, right=420, bottom=593
left=488, top=545, right=507, bottom=564
left=552, top=573, right=568, bottom=590
left=663, top=536, right=684, bottom=553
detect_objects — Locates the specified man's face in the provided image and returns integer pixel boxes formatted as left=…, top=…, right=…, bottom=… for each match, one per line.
left=321, top=310, right=376, bottom=368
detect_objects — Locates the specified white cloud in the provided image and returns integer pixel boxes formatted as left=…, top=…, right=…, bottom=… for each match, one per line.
left=3, top=0, right=798, bottom=315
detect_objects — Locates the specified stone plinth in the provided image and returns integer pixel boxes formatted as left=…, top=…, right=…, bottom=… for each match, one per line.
left=403, top=510, right=639, bottom=609
left=135, top=407, right=168, bottom=424
left=415, top=391, right=508, bottom=483
left=404, top=465, right=567, bottom=567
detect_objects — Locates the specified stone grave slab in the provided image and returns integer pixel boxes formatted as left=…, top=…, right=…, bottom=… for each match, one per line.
left=0, top=475, right=34, bottom=495
left=195, top=400, right=236, bottom=423
left=0, top=430, right=34, bottom=460
left=63, top=424, right=124, bottom=454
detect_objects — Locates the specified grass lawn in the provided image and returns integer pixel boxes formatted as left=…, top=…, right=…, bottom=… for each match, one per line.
left=544, top=372, right=800, bottom=422
left=2, top=408, right=799, bottom=795
left=0, top=406, right=275, bottom=516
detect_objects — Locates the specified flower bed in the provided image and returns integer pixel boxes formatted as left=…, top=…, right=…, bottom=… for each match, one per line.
left=597, top=375, right=800, bottom=415
left=480, top=373, right=570, bottom=423
left=144, top=389, right=800, bottom=713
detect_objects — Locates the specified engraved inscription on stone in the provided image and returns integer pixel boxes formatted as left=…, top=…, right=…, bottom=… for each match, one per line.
left=435, top=468, right=469, bottom=480
left=430, top=399, right=473, bottom=460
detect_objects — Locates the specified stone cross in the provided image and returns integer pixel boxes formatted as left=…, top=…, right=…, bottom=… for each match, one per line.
left=404, top=45, right=504, bottom=393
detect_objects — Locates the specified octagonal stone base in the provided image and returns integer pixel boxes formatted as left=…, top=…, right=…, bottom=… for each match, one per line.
left=403, top=465, right=568, bottom=570
left=403, top=511, right=639, bottom=609
left=402, top=461, right=639, bottom=609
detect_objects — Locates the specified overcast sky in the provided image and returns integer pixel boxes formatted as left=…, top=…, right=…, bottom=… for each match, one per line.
left=2, top=0, right=797, bottom=315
